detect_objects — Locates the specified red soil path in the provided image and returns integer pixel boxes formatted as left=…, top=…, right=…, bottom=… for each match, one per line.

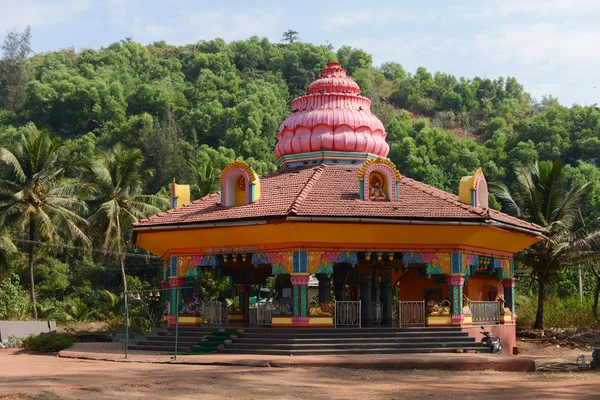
left=1, top=347, right=599, bottom=400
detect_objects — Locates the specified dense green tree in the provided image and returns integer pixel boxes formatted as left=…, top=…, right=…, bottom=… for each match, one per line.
left=0, top=26, right=32, bottom=112
left=0, top=232, right=16, bottom=274
left=0, top=273, right=29, bottom=319
left=0, top=127, right=90, bottom=318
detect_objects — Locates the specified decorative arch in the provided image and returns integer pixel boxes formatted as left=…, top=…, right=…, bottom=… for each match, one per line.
left=458, top=168, right=489, bottom=208
left=357, top=157, right=402, bottom=201
left=218, top=161, right=261, bottom=206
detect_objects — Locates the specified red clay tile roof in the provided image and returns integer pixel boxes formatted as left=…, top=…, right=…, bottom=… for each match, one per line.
left=133, top=164, right=546, bottom=235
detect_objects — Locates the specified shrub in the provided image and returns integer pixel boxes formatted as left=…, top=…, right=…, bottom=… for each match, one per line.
left=23, top=332, right=75, bottom=353
left=516, top=295, right=597, bottom=329
left=0, top=274, right=30, bottom=320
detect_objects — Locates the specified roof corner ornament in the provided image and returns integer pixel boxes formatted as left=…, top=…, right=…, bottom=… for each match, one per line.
left=218, top=161, right=261, bottom=206
left=170, top=177, right=190, bottom=208
left=459, top=168, right=488, bottom=208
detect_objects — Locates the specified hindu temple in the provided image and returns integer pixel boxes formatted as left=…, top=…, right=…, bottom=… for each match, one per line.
left=131, top=62, right=547, bottom=355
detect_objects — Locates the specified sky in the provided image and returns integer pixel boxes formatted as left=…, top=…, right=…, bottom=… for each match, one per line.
left=1, top=0, right=599, bottom=107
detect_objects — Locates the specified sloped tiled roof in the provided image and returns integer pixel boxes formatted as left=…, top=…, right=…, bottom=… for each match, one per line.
left=133, top=164, right=545, bottom=235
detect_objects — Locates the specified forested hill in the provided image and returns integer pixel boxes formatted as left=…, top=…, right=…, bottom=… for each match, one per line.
left=2, top=33, right=600, bottom=221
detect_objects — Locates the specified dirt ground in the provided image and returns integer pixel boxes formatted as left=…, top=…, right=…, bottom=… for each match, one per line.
left=1, top=342, right=599, bottom=400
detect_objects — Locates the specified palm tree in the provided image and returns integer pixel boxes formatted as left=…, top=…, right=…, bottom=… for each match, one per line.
left=490, top=159, right=600, bottom=329
left=87, top=144, right=168, bottom=303
left=188, top=159, right=219, bottom=197
left=0, top=129, right=90, bottom=318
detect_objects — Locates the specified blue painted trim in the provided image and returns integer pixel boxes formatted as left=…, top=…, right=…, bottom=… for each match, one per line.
left=470, top=189, right=476, bottom=207
left=359, top=179, right=365, bottom=200
left=249, top=182, right=256, bottom=203
left=293, top=251, right=308, bottom=273
left=170, top=257, right=178, bottom=276
left=451, top=252, right=463, bottom=274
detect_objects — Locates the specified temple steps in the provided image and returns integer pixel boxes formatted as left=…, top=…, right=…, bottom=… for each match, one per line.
left=217, top=347, right=487, bottom=355
left=128, top=326, right=488, bottom=355
left=231, top=336, right=475, bottom=345
left=128, top=326, right=217, bottom=352
left=218, top=327, right=488, bottom=355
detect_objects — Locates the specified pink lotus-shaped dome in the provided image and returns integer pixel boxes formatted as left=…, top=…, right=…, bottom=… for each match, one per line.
left=274, top=62, right=389, bottom=160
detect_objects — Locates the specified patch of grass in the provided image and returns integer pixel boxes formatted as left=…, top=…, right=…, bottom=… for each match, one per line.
left=516, top=295, right=597, bottom=329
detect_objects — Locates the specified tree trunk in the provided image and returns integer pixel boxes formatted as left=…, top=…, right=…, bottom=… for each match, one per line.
left=591, top=265, right=600, bottom=320
left=534, top=278, right=546, bottom=329
left=28, top=219, right=38, bottom=319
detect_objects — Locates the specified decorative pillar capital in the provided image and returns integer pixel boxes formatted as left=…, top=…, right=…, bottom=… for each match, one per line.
left=502, top=278, right=516, bottom=288
left=291, top=275, right=310, bottom=285
left=168, top=276, right=185, bottom=287
left=446, top=275, right=464, bottom=286
left=451, top=314, right=464, bottom=323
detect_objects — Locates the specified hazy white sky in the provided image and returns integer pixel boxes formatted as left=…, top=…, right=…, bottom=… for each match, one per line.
left=1, top=0, right=598, bottom=106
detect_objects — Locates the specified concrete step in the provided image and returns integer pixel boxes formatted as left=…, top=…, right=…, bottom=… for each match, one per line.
left=241, top=327, right=461, bottom=334
left=164, top=326, right=221, bottom=332
left=217, top=347, right=488, bottom=355
left=128, top=344, right=192, bottom=352
left=236, top=332, right=470, bottom=339
left=224, top=341, right=484, bottom=350
left=142, top=337, right=204, bottom=344
left=232, top=336, right=476, bottom=345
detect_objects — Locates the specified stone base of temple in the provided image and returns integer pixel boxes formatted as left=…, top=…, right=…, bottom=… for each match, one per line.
left=228, top=313, right=248, bottom=322
left=270, top=316, right=334, bottom=327
left=499, top=314, right=516, bottom=324
left=167, top=315, right=203, bottom=326
left=426, top=315, right=453, bottom=326
left=306, top=316, right=334, bottom=327
left=271, top=316, right=293, bottom=327
left=462, top=324, right=516, bottom=356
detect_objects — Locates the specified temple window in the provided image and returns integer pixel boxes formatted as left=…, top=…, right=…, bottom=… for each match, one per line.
left=218, top=161, right=261, bottom=206
left=357, top=157, right=402, bottom=201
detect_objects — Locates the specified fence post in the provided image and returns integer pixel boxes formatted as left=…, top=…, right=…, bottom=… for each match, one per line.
left=174, top=287, right=180, bottom=360
left=125, top=292, right=129, bottom=359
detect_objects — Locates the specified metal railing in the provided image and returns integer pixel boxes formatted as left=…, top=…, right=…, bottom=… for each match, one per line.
left=399, top=300, right=426, bottom=327
left=371, top=302, right=383, bottom=325
left=335, top=301, right=361, bottom=327
left=470, top=301, right=501, bottom=324
left=256, top=302, right=274, bottom=326
left=202, top=301, right=228, bottom=327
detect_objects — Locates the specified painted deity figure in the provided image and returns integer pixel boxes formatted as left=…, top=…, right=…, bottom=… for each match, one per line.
left=370, top=176, right=386, bottom=200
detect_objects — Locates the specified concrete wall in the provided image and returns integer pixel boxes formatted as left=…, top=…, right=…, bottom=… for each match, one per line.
left=462, top=324, right=517, bottom=356
left=398, top=274, right=448, bottom=302
left=0, top=321, right=56, bottom=342
left=465, top=276, right=503, bottom=301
